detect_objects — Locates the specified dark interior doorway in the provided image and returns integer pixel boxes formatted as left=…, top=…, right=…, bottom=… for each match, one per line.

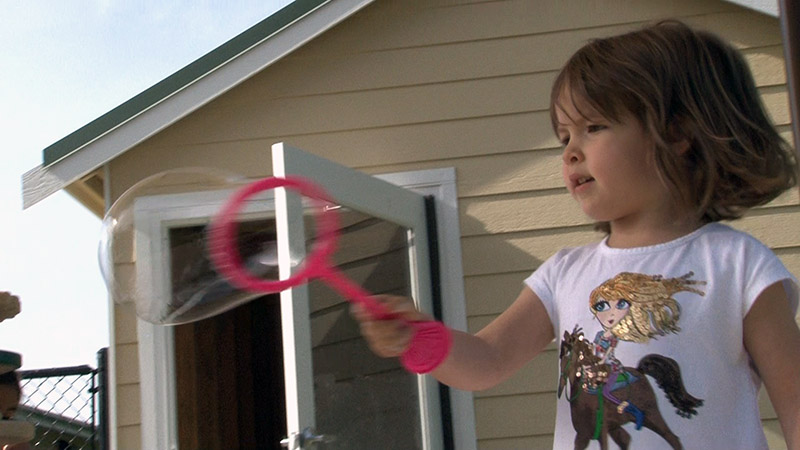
left=174, top=296, right=286, bottom=449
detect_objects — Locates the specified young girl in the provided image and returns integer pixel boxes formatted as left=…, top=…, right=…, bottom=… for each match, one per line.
left=352, top=21, right=800, bottom=449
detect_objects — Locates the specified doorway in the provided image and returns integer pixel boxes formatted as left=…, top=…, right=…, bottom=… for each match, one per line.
left=174, top=296, right=286, bottom=449
left=135, top=153, right=475, bottom=448
left=169, top=220, right=286, bottom=449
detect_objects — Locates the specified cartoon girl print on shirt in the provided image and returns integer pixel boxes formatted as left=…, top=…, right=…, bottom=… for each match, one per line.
left=589, top=271, right=705, bottom=344
left=585, top=272, right=706, bottom=428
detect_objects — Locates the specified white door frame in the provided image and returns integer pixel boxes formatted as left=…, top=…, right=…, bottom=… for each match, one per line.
left=136, top=158, right=476, bottom=450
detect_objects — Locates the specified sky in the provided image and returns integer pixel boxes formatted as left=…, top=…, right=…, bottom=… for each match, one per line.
left=0, top=1, right=293, bottom=370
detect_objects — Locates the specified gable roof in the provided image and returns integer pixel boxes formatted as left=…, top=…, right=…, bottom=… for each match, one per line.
left=22, top=0, right=374, bottom=210
left=21, top=0, right=780, bottom=211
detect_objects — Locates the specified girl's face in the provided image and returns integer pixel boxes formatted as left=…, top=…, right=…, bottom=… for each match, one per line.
left=555, top=92, right=675, bottom=232
left=592, top=297, right=631, bottom=329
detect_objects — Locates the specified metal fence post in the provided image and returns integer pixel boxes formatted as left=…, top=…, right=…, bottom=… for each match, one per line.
left=96, top=348, right=109, bottom=450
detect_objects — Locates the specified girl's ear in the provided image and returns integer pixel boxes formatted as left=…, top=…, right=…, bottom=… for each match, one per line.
left=672, top=139, right=691, bottom=156
left=667, top=119, right=691, bottom=155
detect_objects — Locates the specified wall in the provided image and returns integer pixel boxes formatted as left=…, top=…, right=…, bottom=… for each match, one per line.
left=106, top=0, right=798, bottom=447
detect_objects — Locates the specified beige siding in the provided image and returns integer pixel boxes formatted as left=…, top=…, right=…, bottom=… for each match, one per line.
left=106, top=0, right=798, bottom=448
left=116, top=424, right=142, bottom=450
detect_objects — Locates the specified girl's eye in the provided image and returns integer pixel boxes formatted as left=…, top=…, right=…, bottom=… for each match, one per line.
left=617, top=299, right=630, bottom=310
left=587, top=124, right=606, bottom=133
left=593, top=301, right=610, bottom=312
left=559, top=135, right=570, bottom=146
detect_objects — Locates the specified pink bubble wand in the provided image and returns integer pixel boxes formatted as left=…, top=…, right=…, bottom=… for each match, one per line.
left=207, top=176, right=451, bottom=374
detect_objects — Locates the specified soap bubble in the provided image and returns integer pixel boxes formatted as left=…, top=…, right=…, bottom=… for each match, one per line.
left=98, top=167, right=280, bottom=325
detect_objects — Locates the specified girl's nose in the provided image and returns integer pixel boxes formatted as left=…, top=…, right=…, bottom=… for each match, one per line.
left=561, top=141, right=583, bottom=164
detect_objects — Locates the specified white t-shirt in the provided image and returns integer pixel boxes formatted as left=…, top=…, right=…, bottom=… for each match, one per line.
left=525, top=223, right=799, bottom=449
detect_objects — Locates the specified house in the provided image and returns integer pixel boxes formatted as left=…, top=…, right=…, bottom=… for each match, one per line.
left=22, top=0, right=799, bottom=448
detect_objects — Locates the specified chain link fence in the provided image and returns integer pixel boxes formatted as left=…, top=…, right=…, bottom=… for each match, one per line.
left=14, top=348, right=108, bottom=450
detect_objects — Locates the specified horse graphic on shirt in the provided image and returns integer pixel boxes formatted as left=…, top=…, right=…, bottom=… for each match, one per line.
left=558, top=272, right=705, bottom=449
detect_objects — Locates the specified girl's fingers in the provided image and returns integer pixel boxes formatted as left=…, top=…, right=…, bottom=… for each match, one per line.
left=350, top=302, right=368, bottom=321
left=350, top=295, right=435, bottom=358
left=371, top=295, right=433, bottom=321
left=359, top=319, right=413, bottom=357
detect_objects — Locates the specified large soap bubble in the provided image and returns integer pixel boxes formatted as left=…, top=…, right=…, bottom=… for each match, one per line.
left=98, top=167, right=277, bottom=325
left=102, top=169, right=453, bottom=373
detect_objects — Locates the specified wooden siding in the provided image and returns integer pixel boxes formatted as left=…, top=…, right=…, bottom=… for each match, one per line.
left=106, top=0, right=798, bottom=448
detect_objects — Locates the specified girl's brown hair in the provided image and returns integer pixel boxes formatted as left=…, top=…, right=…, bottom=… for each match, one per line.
left=550, top=20, right=797, bottom=231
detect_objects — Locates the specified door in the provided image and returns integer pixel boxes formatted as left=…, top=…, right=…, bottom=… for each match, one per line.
left=273, top=143, right=444, bottom=449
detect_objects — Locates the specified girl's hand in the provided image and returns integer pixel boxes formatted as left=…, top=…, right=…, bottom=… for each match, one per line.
left=350, top=295, right=433, bottom=358
left=0, top=292, right=21, bottom=323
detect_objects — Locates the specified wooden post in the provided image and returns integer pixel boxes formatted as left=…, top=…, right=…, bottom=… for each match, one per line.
left=778, top=0, right=800, bottom=191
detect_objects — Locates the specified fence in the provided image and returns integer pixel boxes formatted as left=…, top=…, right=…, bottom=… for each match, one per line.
left=14, top=348, right=108, bottom=450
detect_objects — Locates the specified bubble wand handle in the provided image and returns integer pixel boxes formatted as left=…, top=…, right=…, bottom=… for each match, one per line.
left=317, top=263, right=452, bottom=374
left=208, top=175, right=451, bottom=374
left=315, top=265, right=394, bottom=320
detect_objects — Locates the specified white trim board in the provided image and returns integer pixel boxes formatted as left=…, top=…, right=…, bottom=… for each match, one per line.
left=725, top=0, right=778, bottom=16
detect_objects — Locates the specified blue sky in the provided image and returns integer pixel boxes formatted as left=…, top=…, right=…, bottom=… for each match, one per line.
left=0, top=1, right=292, bottom=369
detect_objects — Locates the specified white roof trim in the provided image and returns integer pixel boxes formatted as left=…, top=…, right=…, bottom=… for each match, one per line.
left=724, top=0, right=779, bottom=16
left=22, top=0, right=375, bottom=210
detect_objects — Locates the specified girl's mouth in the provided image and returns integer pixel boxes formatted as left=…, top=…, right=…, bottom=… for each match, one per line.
left=567, top=173, right=595, bottom=193
left=573, top=177, right=595, bottom=193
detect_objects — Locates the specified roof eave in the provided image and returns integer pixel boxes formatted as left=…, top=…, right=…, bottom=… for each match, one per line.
left=22, top=0, right=375, bottom=210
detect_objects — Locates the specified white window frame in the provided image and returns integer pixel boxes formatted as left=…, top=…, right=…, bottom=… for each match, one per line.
left=137, top=167, right=476, bottom=450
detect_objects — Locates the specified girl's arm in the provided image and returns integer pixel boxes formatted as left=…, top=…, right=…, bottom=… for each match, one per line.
left=744, top=281, right=800, bottom=449
left=353, top=286, right=555, bottom=391
left=431, top=286, right=555, bottom=391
